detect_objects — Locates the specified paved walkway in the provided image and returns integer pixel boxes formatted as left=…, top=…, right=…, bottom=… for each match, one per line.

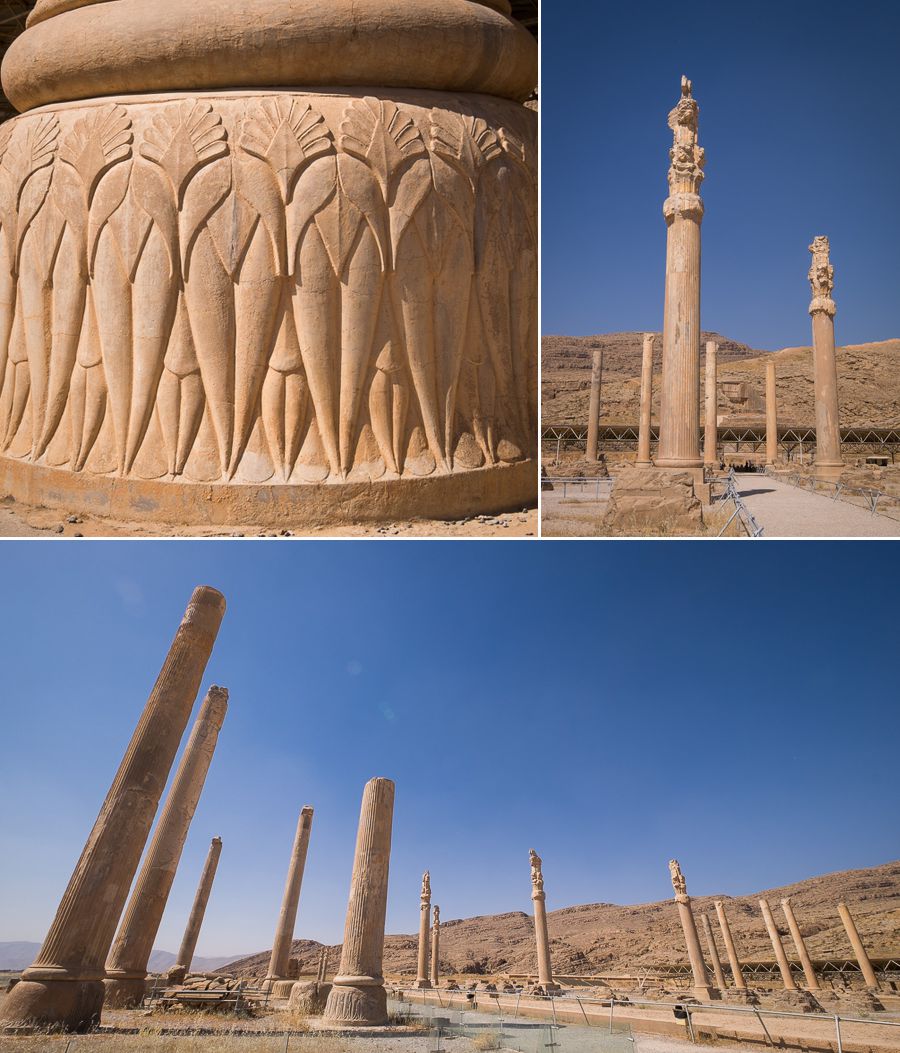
left=733, top=475, right=900, bottom=538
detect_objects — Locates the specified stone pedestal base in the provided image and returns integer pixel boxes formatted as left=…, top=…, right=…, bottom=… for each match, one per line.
left=693, top=986, right=719, bottom=1002
left=289, top=980, right=332, bottom=1014
left=604, top=467, right=702, bottom=534
left=0, top=978, right=105, bottom=1033
left=103, top=975, right=148, bottom=1008
left=721, top=987, right=760, bottom=1005
left=165, top=967, right=187, bottom=985
left=270, top=980, right=298, bottom=999
left=322, top=982, right=387, bottom=1026
left=814, top=463, right=844, bottom=482
left=415, top=979, right=433, bottom=989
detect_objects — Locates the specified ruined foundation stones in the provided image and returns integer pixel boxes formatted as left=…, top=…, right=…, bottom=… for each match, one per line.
left=323, top=777, right=395, bottom=1026
left=0, top=586, right=226, bottom=1032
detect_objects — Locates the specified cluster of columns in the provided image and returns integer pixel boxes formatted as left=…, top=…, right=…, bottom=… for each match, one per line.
left=670, top=861, right=881, bottom=998
left=0, top=587, right=227, bottom=1032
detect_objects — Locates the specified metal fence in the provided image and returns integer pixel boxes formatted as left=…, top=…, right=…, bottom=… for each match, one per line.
left=541, top=476, right=614, bottom=500
left=712, top=469, right=764, bottom=537
left=766, top=468, right=897, bottom=519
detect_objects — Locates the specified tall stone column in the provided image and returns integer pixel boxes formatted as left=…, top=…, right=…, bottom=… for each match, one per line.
left=766, top=359, right=778, bottom=466
left=172, top=837, right=223, bottom=981
left=323, top=777, right=394, bottom=1026
left=530, top=850, right=560, bottom=992
left=105, top=686, right=229, bottom=1007
left=714, top=900, right=746, bottom=989
left=759, top=898, right=796, bottom=990
left=703, top=341, right=718, bottom=467
left=265, top=807, right=315, bottom=986
left=657, top=77, right=705, bottom=469
left=586, top=349, right=603, bottom=461
left=636, top=334, right=655, bottom=468
left=701, top=913, right=727, bottom=990
left=669, top=860, right=715, bottom=1000
left=0, top=586, right=226, bottom=1032
left=837, top=902, right=880, bottom=989
left=781, top=898, right=819, bottom=990
left=808, top=236, right=843, bottom=479
left=415, top=871, right=432, bottom=988
left=430, top=905, right=441, bottom=988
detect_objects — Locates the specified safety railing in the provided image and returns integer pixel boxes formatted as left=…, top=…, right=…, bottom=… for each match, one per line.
left=712, top=469, right=764, bottom=538
left=766, top=468, right=897, bottom=519
left=542, top=476, right=615, bottom=500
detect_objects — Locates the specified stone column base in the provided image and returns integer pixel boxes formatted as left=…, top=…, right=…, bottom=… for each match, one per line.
left=322, top=982, right=387, bottom=1026
left=0, top=978, right=105, bottom=1033
left=288, top=980, right=332, bottom=1014
left=103, top=975, right=149, bottom=1008
left=814, top=463, right=844, bottom=481
left=414, top=979, right=433, bottom=989
left=654, top=458, right=704, bottom=469
left=693, top=985, right=719, bottom=1001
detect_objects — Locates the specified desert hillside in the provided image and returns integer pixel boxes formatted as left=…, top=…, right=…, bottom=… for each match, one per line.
left=220, top=860, right=900, bottom=979
left=542, top=334, right=900, bottom=430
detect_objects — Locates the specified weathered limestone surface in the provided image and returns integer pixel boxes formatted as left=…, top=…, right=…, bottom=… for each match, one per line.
left=171, top=836, right=223, bottom=982
left=105, top=685, right=229, bottom=1007
left=657, top=78, right=705, bottom=469
left=323, top=777, right=394, bottom=1026
left=415, top=871, right=432, bottom=989
left=701, top=912, right=727, bottom=990
left=586, top=349, right=603, bottom=461
left=265, top=807, right=314, bottom=986
left=838, top=902, right=880, bottom=989
left=0, top=1, right=537, bottom=528
left=289, top=980, right=332, bottom=1014
left=530, top=849, right=559, bottom=992
left=430, top=905, right=441, bottom=987
left=781, top=897, right=819, bottom=991
left=703, top=340, right=717, bottom=466
left=759, top=897, right=797, bottom=991
left=604, top=467, right=702, bottom=532
left=808, top=236, right=842, bottom=480
left=765, top=359, right=778, bottom=465
left=636, top=333, right=655, bottom=468
left=714, top=899, right=746, bottom=989
left=0, top=586, right=225, bottom=1032
left=669, top=860, right=716, bottom=1000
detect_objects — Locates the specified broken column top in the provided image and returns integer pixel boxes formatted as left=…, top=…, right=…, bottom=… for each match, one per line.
left=808, top=236, right=836, bottom=315
left=667, top=76, right=705, bottom=195
left=669, top=859, right=688, bottom=900
left=5, top=0, right=537, bottom=113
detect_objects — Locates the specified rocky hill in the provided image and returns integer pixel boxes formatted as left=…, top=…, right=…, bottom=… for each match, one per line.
left=220, top=860, right=900, bottom=979
left=542, top=334, right=900, bottom=430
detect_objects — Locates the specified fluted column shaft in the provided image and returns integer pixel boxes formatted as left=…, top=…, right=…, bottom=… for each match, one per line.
left=760, top=898, right=796, bottom=990
left=636, top=333, right=655, bottom=467
left=266, top=807, right=314, bottom=982
left=703, top=341, right=717, bottom=466
left=175, top=837, right=223, bottom=974
left=586, top=349, right=603, bottom=461
left=0, top=586, right=226, bottom=1033
left=766, top=360, right=778, bottom=465
left=714, top=900, right=746, bottom=989
left=676, top=896, right=713, bottom=997
left=658, top=199, right=703, bottom=467
left=430, top=909, right=440, bottom=987
left=532, top=890, right=555, bottom=989
left=323, top=777, right=394, bottom=1026
left=105, top=685, right=229, bottom=1006
left=838, top=902, right=879, bottom=989
left=780, top=898, right=818, bottom=990
left=811, top=309, right=842, bottom=473
left=701, top=912, right=726, bottom=989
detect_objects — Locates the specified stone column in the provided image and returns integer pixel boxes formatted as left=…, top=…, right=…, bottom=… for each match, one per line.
left=837, top=902, right=879, bottom=989
left=701, top=913, right=727, bottom=990
left=808, top=236, right=843, bottom=479
left=636, top=334, right=655, bottom=467
left=530, top=849, right=560, bottom=992
left=415, top=871, right=432, bottom=988
left=765, top=359, right=778, bottom=466
left=669, top=860, right=715, bottom=1000
left=104, top=686, right=229, bottom=1007
left=265, top=807, right=314, bottom=985
left=657, top=77, right=705, bottom=468
left=780, top=898, right=819, bottom=990
left=714, top=900, right=746, bottom=989
left=323, top=777, right=394, bottom=1026
left=586, top=349, right=603, bottom=461
left=0, top=586, right=226, bottom=1032
left=703, top=341, right=718, bottom=467
left=430, top=905, right=441, bottom=988
left=172, top=837, right=223, bottom=982
left=759, top=898, right=796, bottom=990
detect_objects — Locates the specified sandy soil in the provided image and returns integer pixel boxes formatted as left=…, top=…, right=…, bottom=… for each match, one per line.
left=0, top=499, right=538, bottom=539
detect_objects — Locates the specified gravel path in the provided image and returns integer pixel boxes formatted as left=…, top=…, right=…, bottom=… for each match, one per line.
left=734, top=475, right=900, bottom=537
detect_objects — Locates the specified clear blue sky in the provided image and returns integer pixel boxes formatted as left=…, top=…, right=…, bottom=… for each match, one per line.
left=1, top=542, right=897, bottom=958
left=541, top=0, right=900, bottom=349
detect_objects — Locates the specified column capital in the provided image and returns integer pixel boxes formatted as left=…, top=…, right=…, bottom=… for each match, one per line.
left=663, top=192, right=704, bottom=223
left=809, top=296, right=836, bottom=317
